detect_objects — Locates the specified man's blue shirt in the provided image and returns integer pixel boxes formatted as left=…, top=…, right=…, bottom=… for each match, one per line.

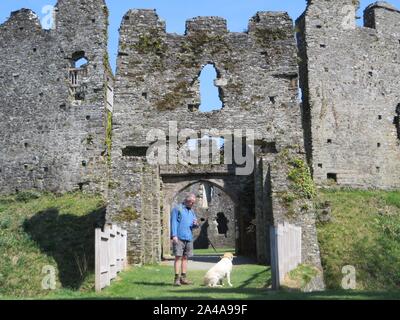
left=170, top=204, right=198, bottom=241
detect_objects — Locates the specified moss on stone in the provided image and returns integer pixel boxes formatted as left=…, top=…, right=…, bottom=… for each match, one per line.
left=103, top=53, right=113, bottom=77
left=106, top=110, right=112, bottom=165
left=275, top=148, right=317, bottom=220
left=288, top=157, right=317, bottom=200
left=124, top=191, right=139, bottom=198
left=155, top=80, right=191, bottom=111
left=115, top=207, right=140, bottom=223
left=134, top=29, right=167, bottom=57
left=254, top=27, right=287, bottom=46
left=180, top=31, right=230, bottom=57
left=108, top=181, right=120, bottom=190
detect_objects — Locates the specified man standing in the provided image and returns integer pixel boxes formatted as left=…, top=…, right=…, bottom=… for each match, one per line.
left=170, top=193, right=199, bottom=286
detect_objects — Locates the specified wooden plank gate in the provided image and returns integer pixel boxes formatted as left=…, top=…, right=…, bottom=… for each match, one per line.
left=95, top=224, right=128, bottom=292
left=270, top=222, right=302, bottom=289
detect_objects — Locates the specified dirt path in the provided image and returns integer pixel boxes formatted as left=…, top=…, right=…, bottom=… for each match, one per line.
left=161, top=255, right=258, bottom=271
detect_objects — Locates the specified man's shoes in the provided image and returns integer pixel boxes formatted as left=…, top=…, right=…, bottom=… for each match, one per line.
left=173, top=277, right=181, bottom=286
left=180, top=277, right=193, bottom=285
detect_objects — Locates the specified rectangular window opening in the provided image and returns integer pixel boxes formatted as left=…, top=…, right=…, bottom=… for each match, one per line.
left=122, top=146, right=148, bottom=157
left=188, top=104, right=200, bottom=112
left=327, top=173, right=337, bottom=183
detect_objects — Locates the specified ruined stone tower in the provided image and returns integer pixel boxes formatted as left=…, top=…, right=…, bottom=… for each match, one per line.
left=297, top=0, right=400, bottom=188
left=106, top=9, right=323, bottom=271
left=5, top=0, right=400, bottom=286
left=0, top=0, right=112, bottom=194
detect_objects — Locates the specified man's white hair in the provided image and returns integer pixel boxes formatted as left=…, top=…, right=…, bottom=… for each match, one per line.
left=184, top=193, right=196, bottom=201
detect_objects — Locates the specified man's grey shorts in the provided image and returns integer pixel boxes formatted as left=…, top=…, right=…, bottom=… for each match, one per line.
left=172, top=239, right=194, bottom=257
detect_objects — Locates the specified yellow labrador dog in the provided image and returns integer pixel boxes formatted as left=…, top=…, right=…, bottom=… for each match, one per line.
left=203, top=252, right=234, bottom=287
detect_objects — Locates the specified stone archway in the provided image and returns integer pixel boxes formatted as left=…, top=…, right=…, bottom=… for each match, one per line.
left=172, top=181, right=237, bottom=251
left=160, top=173, right=255, bottom=259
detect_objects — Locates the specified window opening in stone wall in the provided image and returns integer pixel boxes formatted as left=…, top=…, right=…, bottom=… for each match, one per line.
left=216, top=212, right=229, bottom=237
left=269, top=96, right=276, bottom=104
left=327, top=173, right=337, bottom=183
left=69, top=51, right=89, bottom=101
left=199, top=64, right=223, bottom=112
left=122, top=146, right=149, bottom=157
left=395, top=104, right=400, bottom=140
left=184, top=136, right=224, bottom=164
left=188, top=104, right=199, bottom=112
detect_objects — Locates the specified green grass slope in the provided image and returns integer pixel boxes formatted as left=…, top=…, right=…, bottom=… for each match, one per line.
left=317, top=189, right=400, bottom=290
left=0, top=191, right=105, bottom=297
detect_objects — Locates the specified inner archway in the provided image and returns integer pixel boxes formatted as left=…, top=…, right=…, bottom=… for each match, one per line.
left=172, top=181, right=236, bottom=251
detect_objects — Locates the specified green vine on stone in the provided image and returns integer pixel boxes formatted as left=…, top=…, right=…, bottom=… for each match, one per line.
left=134, top=29, right=167, bottom=57
left=288, top=157, right=316, bottom=200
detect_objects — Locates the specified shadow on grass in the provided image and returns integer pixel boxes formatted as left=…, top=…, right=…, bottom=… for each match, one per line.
left=131, top=282, right=174, bottom=287
left=238, top=268, right=271, bottom=289
left=190, top=255, right=258, bottom=265
left=23, top=207, right=106, bottom=290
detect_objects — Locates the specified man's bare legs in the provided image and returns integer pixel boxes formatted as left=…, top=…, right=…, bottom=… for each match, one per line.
left=174, top=256, right=188, bottom=274
left=174, top=255, right=191, bottom=285
left=174, top=256, right=182, bottom=275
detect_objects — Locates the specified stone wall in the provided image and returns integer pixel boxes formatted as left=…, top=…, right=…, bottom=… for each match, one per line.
left=297, top=0, right=400, bottom=188
left=0, top=1, right=329, bottom=285
left=0, top=0, right=110, bottom=195
left=107, top=8, right=322, bottom=273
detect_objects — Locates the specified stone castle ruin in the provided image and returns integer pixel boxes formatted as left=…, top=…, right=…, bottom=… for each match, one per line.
left=1, top=0, right=400, bottom=284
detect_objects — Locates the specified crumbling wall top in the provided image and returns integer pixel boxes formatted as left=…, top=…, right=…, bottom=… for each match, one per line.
left=365, top=1, right=400, bottom=12
left=121, top=9, right=166, bottom=33
left=0, top=9, right=42, bottom=32
left=364, top=1, right=400, bottom=35
left=247, top=11, right=294, bottom=46
left=185, top=17, right=227, bottom=35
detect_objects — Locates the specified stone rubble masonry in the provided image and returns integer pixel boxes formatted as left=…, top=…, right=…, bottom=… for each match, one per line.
left=0, top=0, right=111, bottom=195
left=3, top=0, right=400, bottom=291
left=297, top=0, right=400, bottom=188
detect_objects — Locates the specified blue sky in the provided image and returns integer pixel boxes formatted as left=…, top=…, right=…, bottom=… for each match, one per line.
left=1, top=0, right=399, bottom=110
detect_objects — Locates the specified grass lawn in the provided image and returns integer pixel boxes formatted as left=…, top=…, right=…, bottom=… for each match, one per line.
left=1, top=264, right=396, bottom=300
left=23, top=265, right=400, bottom=300
left=1, top=189, right=400, bottom=300
left=193, top=248, right=235, bottom=256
